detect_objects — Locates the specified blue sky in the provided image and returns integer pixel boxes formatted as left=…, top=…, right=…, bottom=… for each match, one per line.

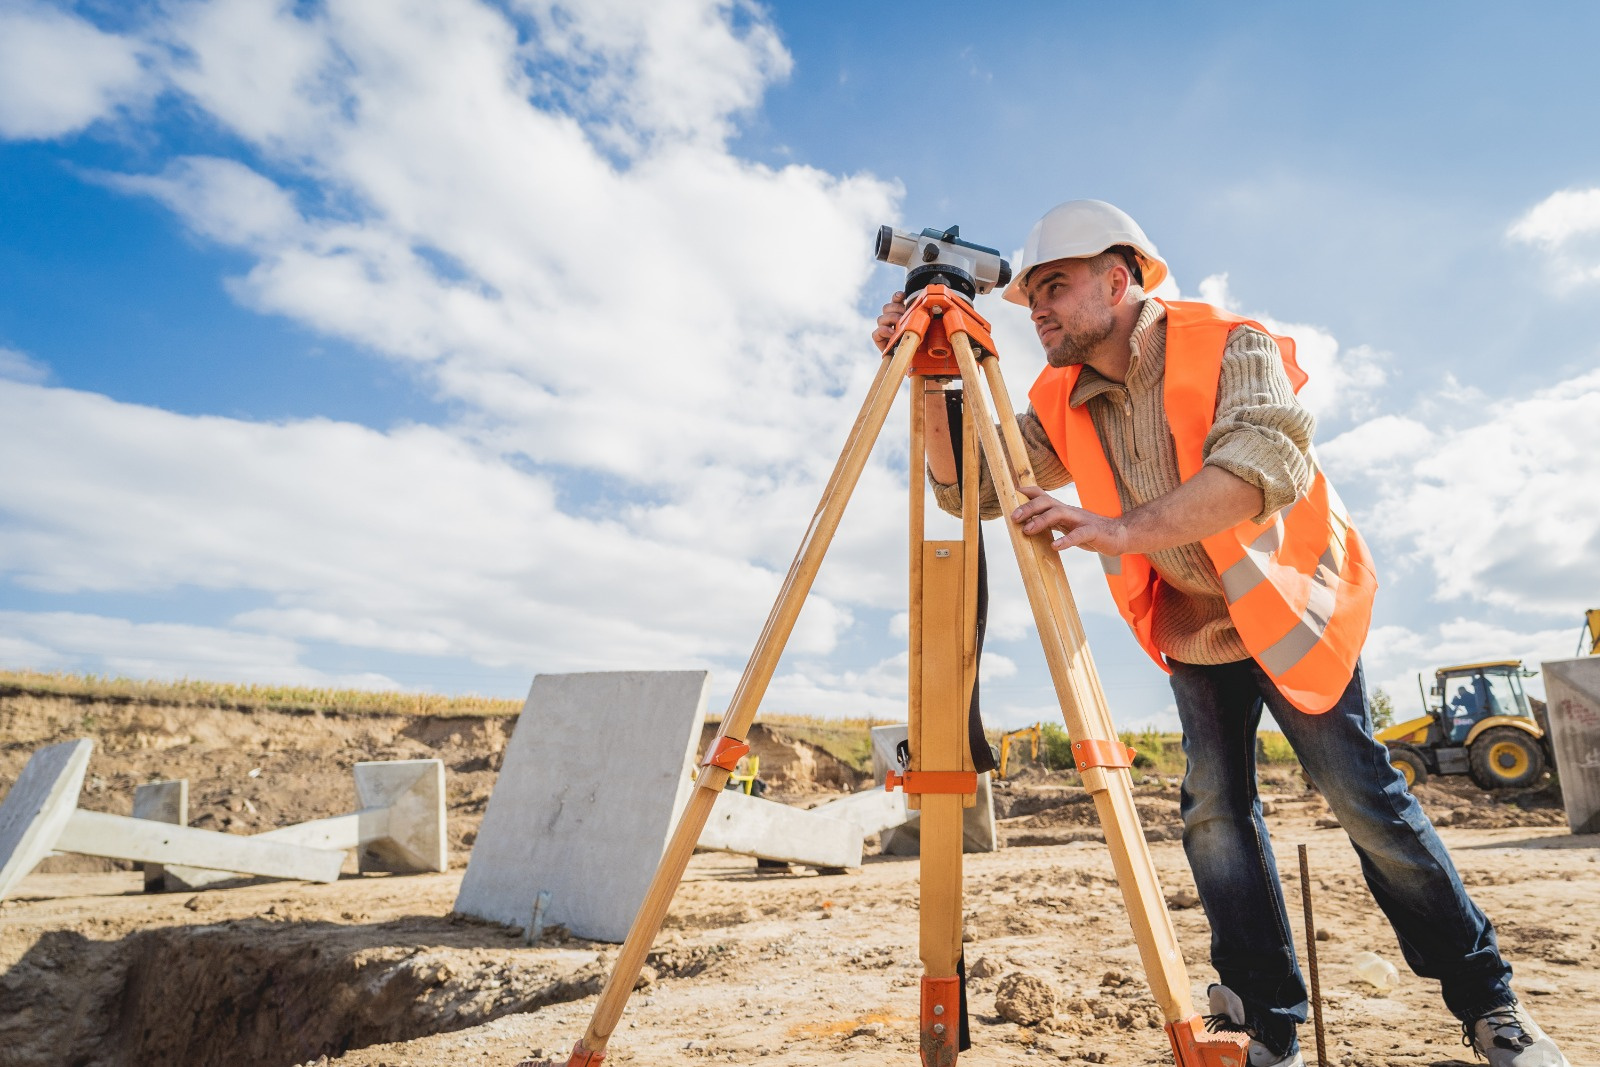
left=2, top=0, right=1599, bottom=730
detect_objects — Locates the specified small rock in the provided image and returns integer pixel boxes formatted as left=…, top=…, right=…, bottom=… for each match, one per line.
left=969, top=955, right=1004, bottom=979
left=996, top=972, right=1058, bottom=1025
left=1165, top=888, right=1200, bottom=909
left=1316, top=928, right=1333, bottom=942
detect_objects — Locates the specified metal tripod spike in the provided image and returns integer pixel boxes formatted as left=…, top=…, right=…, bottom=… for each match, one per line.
left=523, top=284, right=1248, bottom=1067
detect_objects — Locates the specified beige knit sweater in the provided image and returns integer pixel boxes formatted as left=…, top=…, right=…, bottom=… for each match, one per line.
left=931, top=298, right=1316, bottom=665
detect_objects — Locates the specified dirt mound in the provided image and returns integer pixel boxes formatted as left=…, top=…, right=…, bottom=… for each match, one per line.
left=699, top=722, right=869, bottom=795
left=1410, top=776, right=1567, bottom=828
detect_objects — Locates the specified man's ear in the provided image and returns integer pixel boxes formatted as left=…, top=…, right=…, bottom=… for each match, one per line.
left=1107, top=263, right=1132, bottom=306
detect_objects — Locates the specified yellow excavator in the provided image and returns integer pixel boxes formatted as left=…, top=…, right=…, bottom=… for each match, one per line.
left=1378, top=660, right=1555, bottom=791
left=997, top=723, right=1041, bottom=778
left=1579, top=608, right=1600, bottom=656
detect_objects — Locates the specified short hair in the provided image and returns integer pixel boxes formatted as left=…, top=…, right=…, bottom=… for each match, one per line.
left=1092, top=244, right=1144, bottom=288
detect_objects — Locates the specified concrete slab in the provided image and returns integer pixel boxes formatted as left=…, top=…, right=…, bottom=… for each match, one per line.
left=0, top=739, right=93, bottom=901
left=809, top=786, right=909, bottom=837
left=869, top=724, right=998, bottom=854
left=698, top=790, right=863, bottom=868
left=453, top=671, right=708, bottom=943
left=1540, top=657, right=1600, bottom=834
left=132, top=779, right=187, bottom=891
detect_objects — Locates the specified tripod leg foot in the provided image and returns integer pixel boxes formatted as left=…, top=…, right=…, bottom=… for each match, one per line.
left=514, top=1040, right=603, bottom=1067
left=920, top=975, right=961, bottom=1067
left=1166, top=1014, right=1250, bottom=1067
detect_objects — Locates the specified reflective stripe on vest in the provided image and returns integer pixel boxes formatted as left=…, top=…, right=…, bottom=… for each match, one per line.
left=1027, top=299, right=1377, bottom=714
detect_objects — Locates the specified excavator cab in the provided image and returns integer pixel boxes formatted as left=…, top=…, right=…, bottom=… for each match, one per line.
left=1377, top=660, right=1551, bottom=790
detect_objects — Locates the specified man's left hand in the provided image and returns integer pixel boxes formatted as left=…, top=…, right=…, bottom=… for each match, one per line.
left=1011, top=484, right=1130, bottom=556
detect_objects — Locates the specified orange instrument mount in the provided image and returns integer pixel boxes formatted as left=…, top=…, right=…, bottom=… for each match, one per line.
left=884, top=284, right=997, bottom=379
left=529, top=276, right=1248, bottom=1067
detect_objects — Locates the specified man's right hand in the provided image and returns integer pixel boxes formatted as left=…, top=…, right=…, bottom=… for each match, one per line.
left=870, top=291, right=908, bottom=352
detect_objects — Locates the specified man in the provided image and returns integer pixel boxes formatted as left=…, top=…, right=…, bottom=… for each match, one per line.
left=871, top=200, right=1568, bottom=1067
left=1450, top=684, right=1482, bottom=742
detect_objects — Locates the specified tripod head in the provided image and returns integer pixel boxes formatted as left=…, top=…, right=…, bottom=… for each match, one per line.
left=875, top=224, right=1011, bottom=300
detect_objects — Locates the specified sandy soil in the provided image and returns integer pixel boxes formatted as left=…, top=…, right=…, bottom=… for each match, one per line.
left=1, top=694, right=1595, bottom=1067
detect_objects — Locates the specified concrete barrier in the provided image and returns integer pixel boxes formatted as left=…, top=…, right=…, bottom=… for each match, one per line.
left=699, top=789, right=863, bottom=868
left=1540, top=656, right=1600, bottom=834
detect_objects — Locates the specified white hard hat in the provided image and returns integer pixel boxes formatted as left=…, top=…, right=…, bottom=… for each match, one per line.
left=1002, top=199, right=1168, bottom=306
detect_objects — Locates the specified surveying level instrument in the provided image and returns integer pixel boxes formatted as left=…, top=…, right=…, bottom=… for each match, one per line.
left=526, top=226, right=1248, bottom=1067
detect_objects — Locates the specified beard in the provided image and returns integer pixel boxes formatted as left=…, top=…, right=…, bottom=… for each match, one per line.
left=1042, top=310, right=1115, bottom=368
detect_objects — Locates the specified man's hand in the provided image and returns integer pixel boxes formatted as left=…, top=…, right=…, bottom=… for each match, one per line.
left=1011, top=484, right=1129, bottom=556
left=871, top=291, right=908, bottom=352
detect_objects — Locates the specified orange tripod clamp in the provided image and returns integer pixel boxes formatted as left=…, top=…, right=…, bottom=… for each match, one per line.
left=884, top=769, right=978, bottom=794
left=883, top=284, right=998, bottom=378
left=701, top=736, right=751, bottom=771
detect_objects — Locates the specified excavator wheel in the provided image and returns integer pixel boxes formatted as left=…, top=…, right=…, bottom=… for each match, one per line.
left=1468, top=727, right=1545, bottom=790
left=1388, top=748, right=1428, bottom=790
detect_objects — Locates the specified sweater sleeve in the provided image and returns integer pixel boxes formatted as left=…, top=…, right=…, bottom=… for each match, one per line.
left=929, top=406, right=1072, bottom=520
left=1202, top=325, right=1316, bottom=523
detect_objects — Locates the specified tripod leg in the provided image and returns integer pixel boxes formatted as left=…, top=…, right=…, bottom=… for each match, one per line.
left=950, top=334, right=1248, bottom=1067
left=550, top=332, right=925, bottom=1067
left=913, top=538, right=971, bottom=1067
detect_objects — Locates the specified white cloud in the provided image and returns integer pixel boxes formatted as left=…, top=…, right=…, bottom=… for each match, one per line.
left=0, top=1, right=151, bottom=139
left=1195, top=273, right=1386, bottom=422
left=1508, top=186, right=1600, bottom=286
left=0, top=609, right=400, bottom=689
left=1322, top=368, right=1600, bottom=618
left=1509, top=187, right=1600, bottom=248
left=514, top=0, right=792, bottom=152
left=0, top=379, right=851, bottom=674
left=0, top=346, right=49, bottom=384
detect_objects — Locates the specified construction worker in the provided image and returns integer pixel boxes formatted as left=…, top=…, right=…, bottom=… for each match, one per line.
left=871, top=200, right=1568, bottom=1067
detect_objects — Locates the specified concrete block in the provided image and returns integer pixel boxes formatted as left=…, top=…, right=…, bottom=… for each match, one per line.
left=453, top=671, right=708, bottom=943
left=869, top=724, right=998, bottom=854
left=698, top=790, right=863, bottom=868
left=0, top=740, right=93, bottom=901
left=161, top=758, right=446, bottom=889
left=809, top=786, right=909, bottom=837
left=132, top=779, right=187, bottom=891
left=1540, top=657, right=1600, bottom=834
left=354, top=759, right=447, bottom=873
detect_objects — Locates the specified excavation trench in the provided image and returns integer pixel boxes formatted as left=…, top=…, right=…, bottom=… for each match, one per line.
left=0, top=916, right=719, bottom=1067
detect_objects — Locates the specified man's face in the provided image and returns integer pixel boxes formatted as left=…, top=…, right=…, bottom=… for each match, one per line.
left=1024, top=258, right=1116, bottom=368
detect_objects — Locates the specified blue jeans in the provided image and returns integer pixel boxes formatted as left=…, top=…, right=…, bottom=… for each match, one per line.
left=1170, top=657, right=1513, bottom=1053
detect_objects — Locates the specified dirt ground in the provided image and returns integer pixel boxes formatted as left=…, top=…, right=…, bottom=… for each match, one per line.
left=1, top=693, right=1596, bottom=1067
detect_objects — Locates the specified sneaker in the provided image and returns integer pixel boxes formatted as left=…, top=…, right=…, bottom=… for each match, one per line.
left=1465, top=1001, right=1570, bottom=1066
left=1205, top=984, right=1304, bottom=1067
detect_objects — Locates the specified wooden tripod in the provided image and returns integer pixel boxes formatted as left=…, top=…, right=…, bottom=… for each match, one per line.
left=533, top=285, right=1249, bottom=1067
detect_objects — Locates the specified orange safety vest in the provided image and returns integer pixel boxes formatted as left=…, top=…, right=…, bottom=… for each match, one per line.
left=1027, top=299, right=1378, bottom=714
